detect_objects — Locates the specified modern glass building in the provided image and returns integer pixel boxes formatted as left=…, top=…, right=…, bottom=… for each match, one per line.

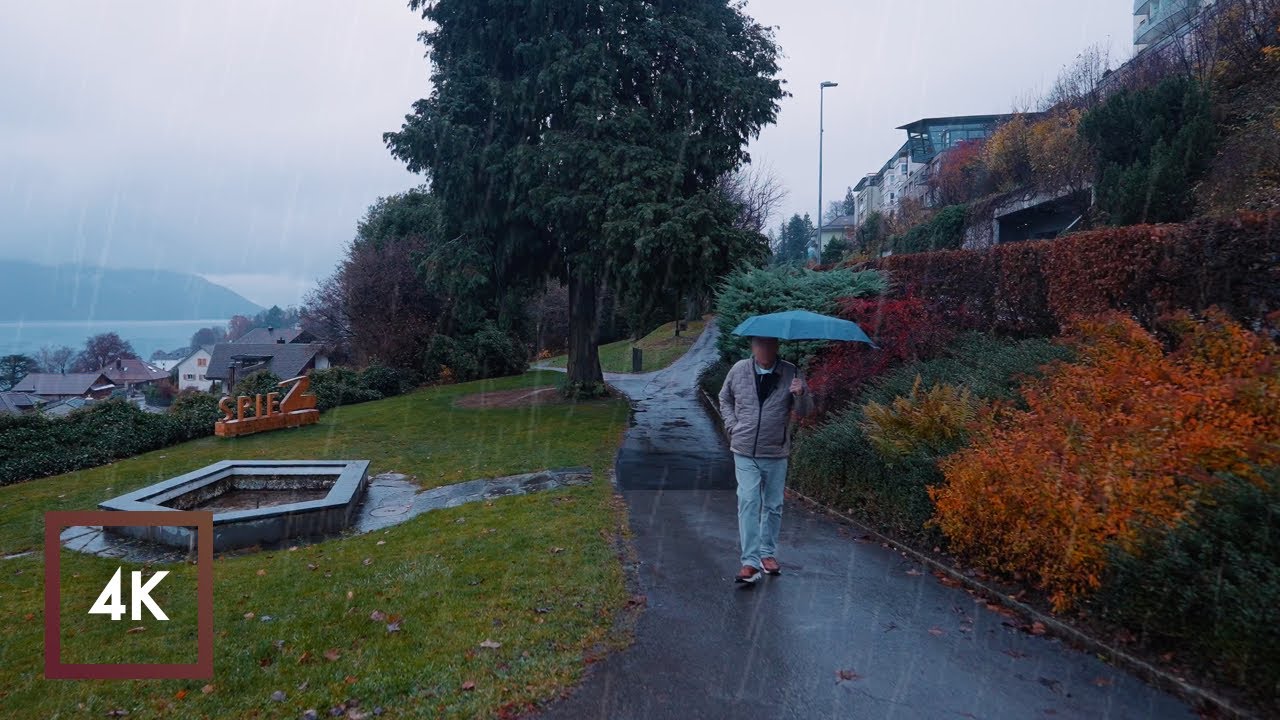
left=896, top=115, right=1013, bottom=165
left=1133, top=0, right=1213, bottom=52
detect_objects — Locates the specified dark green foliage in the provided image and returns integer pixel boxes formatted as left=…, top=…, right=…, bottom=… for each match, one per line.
left=422, top=334, right=479, bottom=384
left=773, top=213, right=816, bottom=266
left=0, top=399, right=198, bottom=486
left=1095, top=469, right=1280, bottom=708
left=308, top=368, right=382, bottom=412
left=860, top=333, right=1070, bottom=407
left=385, top=0, right=784, bottom=387
left=698, top=358, right=732, bottom=403
left=0, top=364, right=415, bottom=485
left=0, top=354, right=38, bottom=391
left=820, top=236, right=851, bottom=265
left=856, top=211, right=887, bottom=254
left=469, top=323, right=529, bottom=380
left=1080, top=75, right=1216, bottom=225
left=359, top=365, right=408, bottom=399
left=231, top=370, right=281, bottom=405
left=890, top=205, right=968, bottom=255
left=790, top=333, right=1068, bottom=539
left=713, top=266, right=886, bottom=361
left=168, top=392, right=223, bottom=442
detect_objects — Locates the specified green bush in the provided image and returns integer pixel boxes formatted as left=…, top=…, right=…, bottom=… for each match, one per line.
left=168, top=391, right=222, bottom=441
left=698, top=358, right=732, bottom=404
left=714, top=266, right=886, bottom=361
left=791, top=333, right=1068, bottom=539
left=359, top=364, right=407, bottom=398
left=890, top=204, right=968, bottom=254
left=469, top=322, right=529, bottom=379
left=1080, top=74, right=1215, bottom=225
left=231, top=368, right=281, bottom=409
left=422, top=334, right=479, bottom=383
left=0, top=400, right=183, bottom=486
left=1095, top=469, right=1280, bottom=709
left=309, top=367, right=382, bottom=411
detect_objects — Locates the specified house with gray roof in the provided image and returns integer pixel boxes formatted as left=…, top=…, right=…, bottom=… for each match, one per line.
left=204, top=343, right=331, bottom=391
left=0, top=391, right=42, bottom=416
left=234, top=327, right=315, bottom=345
left=11, top=373, right=116, bottom=401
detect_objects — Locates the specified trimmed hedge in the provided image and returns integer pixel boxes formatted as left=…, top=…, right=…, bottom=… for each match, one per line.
left=0, top=396, right=221, bottom=486
left=0, top=365, right=413, bottom=486
left=874, top=211, right=1280, bottom=336
left=790, top=332, right=1068, bottom=540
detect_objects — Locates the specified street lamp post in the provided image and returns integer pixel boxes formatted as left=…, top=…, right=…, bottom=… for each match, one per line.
left=818, top=81, right=838, bottom=259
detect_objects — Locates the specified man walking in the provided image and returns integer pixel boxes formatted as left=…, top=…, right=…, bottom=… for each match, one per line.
left=718, top=336, right=813, bottom=584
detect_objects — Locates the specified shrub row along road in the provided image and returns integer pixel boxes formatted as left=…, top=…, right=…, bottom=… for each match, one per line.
left=540, top=321, right=1194, bottom=720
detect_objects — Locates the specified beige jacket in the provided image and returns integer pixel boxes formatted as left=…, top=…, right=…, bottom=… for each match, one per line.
left=717, top=358, right=813, bottom=458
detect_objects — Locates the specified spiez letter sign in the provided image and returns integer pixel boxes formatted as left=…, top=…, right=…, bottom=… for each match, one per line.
left=215, top=374, right=319, bottom=438
left=44, top=511, right=214, bottom=680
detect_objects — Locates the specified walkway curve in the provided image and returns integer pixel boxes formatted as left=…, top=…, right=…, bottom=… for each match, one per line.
left=539, top=321, right=1194, bottom=720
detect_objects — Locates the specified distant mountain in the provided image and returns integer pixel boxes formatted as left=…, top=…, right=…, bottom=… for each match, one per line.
left=0, top=261, right=262, bottom=321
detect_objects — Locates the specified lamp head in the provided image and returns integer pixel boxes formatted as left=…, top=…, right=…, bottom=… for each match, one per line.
left=821, top=81, right=839, bottom=88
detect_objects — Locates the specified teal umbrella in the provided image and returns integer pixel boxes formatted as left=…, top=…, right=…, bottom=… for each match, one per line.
left=732, top=309, right=876, bottom=346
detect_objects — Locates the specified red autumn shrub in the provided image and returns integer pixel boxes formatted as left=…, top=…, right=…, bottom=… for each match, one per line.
left=875, top=211, right=1280, bottom=337
left=806, top=296, right=952, bottom=413
left=931, top=309, right=1280, bottom=611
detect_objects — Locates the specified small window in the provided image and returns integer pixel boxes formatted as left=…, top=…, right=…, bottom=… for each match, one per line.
left=183, top=373, right=195, bottom=380
left=197, top=358, right=207, bottom=367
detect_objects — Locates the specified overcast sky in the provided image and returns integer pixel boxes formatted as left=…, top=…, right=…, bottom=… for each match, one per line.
left=0, top=1, right=1133, bottom=309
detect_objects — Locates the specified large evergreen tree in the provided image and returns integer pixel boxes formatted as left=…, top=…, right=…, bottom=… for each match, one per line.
left=385, top=0, right=783, bottom=389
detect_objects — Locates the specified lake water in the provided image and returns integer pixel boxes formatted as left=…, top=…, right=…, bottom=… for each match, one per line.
left=0, top=319, right=226, bottom=359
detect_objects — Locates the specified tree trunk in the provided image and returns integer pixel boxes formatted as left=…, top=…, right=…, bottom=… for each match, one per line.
left=566, top=273, right=603, bottom=388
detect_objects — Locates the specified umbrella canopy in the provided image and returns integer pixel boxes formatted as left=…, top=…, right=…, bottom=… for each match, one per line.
left=731, top=310, right=875, bottom=345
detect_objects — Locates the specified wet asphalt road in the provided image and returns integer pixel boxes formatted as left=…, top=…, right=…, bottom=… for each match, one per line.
left=539, top=322, right=1195, bottom=720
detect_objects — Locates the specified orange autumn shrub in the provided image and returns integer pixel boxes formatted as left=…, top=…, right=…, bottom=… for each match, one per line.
left=931, top=310, right=1280, bottom=611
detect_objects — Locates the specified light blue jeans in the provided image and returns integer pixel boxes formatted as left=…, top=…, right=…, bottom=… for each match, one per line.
left=733, top=454, right=788, bottom=569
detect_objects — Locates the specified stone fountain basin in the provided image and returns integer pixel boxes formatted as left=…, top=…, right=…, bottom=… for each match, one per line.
left=99, top=460, right=370, bottom=551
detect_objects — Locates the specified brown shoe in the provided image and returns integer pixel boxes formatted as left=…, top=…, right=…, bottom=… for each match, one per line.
left=761, top=557, right=781, bottom=575
left=734, top=565, right=762, bottom=584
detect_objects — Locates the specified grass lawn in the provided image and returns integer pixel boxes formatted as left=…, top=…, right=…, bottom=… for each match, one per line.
left=543, top=318, right=707, bottom=373
left=0, top=371, right=631, bottom=719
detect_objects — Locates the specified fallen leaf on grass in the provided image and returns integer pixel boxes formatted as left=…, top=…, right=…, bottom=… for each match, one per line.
left=386, top=622, right=401, bottom=634
left=105, top=710, right=128, bottom=717
left=270, top=690, right=286, bottom=702
left=126, top=626, right=146, bottom=634
left=549, top=547, right=565, bottom=554
left=370, top=610, right=387, bottom=622
left=479, top=639, right=502, bottom=649
left=362, top=558, right=373, bottom=566
left=323, top=649, right=341, bottom=662
left=461, top=680, right=476, bottom=691
left=297, top=651, right=312, bottom=664
left=243, top=612, right=255, bottom=620
left=256, top=569, right=267, bottom=576
left=200, top=684, right=215, bottom=695
left=835, top=669, right=862, bottom=682
left=376, top=540, right=386, bottom=546
left=347, top=590, right=354, bottom=600
left=174, top=690, right=187, bottom=701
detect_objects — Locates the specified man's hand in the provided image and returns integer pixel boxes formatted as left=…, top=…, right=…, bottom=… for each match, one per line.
left=790, top=378, right=805, bottom=396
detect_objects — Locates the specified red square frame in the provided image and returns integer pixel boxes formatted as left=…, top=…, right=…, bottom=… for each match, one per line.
left=44, top=510, right=214, bottom=680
